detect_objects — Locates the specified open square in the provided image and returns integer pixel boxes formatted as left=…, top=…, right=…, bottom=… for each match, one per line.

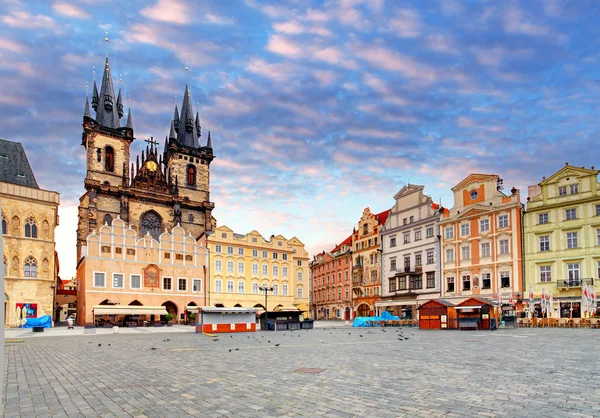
left=3, top=327, right=600, bottom=417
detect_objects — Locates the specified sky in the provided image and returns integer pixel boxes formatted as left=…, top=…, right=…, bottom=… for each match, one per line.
left=1, top=0, right=600, bottom=279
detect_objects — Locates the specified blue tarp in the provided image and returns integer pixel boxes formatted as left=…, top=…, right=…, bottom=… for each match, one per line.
left=20, top=315, right=52, bottom=328
left=381, top=311, right=400, bottom=320
left=353, top=312, right=400, bottom=327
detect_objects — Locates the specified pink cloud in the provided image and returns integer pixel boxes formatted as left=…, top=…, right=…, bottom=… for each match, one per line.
left=141, top=0, right=192, bottom=24
left=387, top=9, right=421, bottom=38
left=52, top=2, right=90, bottom=19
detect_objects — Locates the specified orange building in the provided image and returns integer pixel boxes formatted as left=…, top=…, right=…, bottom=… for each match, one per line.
left=310, top=235, right=353, bottom=320
left=351, top=208, right=390, bottom=317
left=439, top=174, right=524, bottom=308
left=76, top=219, right=207, bottom=326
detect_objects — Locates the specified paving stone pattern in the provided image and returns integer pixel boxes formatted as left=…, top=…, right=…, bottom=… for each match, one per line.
left=3, top=328, right=600, bottom=417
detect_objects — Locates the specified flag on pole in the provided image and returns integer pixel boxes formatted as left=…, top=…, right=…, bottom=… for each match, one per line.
left=549, top=290, right=554, bottom=319
left=529, top=285, right=535, bottom=318
left=582, top=282, right=589, bottom=316
left=541, top=288, right=547, bottom=316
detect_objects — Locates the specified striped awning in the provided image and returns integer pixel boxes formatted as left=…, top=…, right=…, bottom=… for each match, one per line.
left=92, top=305, right=168, bottom=315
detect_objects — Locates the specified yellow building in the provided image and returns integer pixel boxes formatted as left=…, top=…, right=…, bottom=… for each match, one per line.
left=207, top=225, right=309, bottom=315
left=1, top=138, right=60, bottom=327
left=77, top=219, right=208, bottom=325
left=524, top=164, right=600, bottom=318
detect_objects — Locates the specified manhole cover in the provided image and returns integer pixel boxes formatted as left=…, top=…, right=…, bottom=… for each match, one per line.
left=295, top=368, right=325, bottom=374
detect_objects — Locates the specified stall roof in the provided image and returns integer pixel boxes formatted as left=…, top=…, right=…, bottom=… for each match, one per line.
left=92, top=305, right=168, bottom=315
left=454, top=305, right=483, bottom=310
left=417, top=299, right=455, bottom=309
left=456, top=297, right=494, bottom=307
left=273, top=306, right=301, bottom=312
left=196, top=307, right=257, bottom=314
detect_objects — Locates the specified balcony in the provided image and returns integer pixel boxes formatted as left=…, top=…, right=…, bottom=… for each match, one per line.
left=556, top=278, right=594, bottom=289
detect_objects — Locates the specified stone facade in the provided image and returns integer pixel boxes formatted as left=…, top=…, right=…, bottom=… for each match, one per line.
left=379, top=185, right=442, bottom=319
left=310, top=236, right=353, bottom=320
left=439, top=174, right=523, bottom=306
left=1, top=150, right=60, bottom=327
left=207, top=225, right=310, bottom=316
left=524, top=164, right=600, bottom=318
left=77, top=219, right=208, bottom=325
left=351, top=207, right=389, bottom=317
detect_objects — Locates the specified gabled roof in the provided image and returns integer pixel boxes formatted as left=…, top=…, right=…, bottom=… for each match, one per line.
left=393, top=184, right=424, bottom=200
left=452, top=173, right=498, bottom=191
left=0, top=138, right=39, bottom=188
left=417, top=299, right=455, bottom=309
left=375, top=209, right=391, bottom=225
left=454, top=204, right=494, bottom=220
left=456, top=297, right=494, bottom=307
left=539, top=164, right=599, bottom=185
left=331, top=234, right=352, bottom=253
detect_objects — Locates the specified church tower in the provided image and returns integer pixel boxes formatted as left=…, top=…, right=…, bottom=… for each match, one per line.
left=77, top=55, right=215, bottom=263
left=164, top=84, right=214, bottom=205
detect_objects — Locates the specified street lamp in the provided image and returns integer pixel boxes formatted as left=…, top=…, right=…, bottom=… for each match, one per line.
left=259, top=286, right=274, bottom=312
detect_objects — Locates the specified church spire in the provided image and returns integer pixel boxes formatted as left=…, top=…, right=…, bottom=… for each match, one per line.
left=91, top=80, right=99, bottom=111
left=84, top=95, right=91, bottom=118
left=176, top=84, right=199, bottom=148
left=207, top=130, right=212, bottom=149
left=94, top=57, right=120, bottom=129
left=173, top=105, right=179, bottom=133
left=125, top=108, right=133, bottom=129
left=195, top=112, right=201, bottom=138
left=169, top=120, right=177, bottom=140
left=117, top=88, right=124, bottom=119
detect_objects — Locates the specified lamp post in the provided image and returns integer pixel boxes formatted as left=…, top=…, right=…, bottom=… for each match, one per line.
left=259, top=286, right=274, bottom=312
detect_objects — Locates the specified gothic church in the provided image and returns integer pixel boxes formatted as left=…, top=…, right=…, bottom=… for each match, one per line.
left=76, top=57, right=215, bottom=261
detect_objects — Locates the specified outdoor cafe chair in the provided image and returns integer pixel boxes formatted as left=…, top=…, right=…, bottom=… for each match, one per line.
left=589, top=318, right=599, bottom=328
left=572, top=318, right=581, bottom=328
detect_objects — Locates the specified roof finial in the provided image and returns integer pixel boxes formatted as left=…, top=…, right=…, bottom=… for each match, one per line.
left=105, top=33, right=109, bottom=58
left=84, top=81, right=90, bottom=117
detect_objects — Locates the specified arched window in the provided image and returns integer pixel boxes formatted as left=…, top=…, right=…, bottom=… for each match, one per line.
left=24, top=218, right=37, bottom=238
left=186, top=164, right=196, bottom=186
left=104, top=214, right=112, bottom=226
left=105, top=146, right=115, bottom=172
left=140, top=211, right=162, bottom=241
left=24, top=257, right=37, bottom=278
left=1, top=215, right=6, bottom=235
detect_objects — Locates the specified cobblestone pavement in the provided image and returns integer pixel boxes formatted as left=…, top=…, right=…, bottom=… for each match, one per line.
left=3, top=327, right=600, bottom=417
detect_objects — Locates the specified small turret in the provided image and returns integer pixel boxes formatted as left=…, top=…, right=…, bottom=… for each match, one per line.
left=95, top=57, right=120, bottom=129
left=91, top=81, right=99, bottom=111
left=116, top=88, right=124, bottom=119
left=195, top=112, right=201, bottom=139
left=125, top=108, right=133, bottom=129
left=169, top=121, right=177, bottom=140
left=206, top=130, right=212, bottom=149
left=173, top=106, right=179, bottom=133
left=84, top=96, right=91, bottom=118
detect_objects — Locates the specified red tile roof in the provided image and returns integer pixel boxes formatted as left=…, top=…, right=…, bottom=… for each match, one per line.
left=331, top=234, right=352, bottom=252
left=375, top=209, right=391, bottom=225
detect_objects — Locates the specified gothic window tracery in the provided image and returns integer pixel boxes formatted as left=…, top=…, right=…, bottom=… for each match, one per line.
left=42, top=220, right=49, bottom=239
left=24, top=257, right=37, bottom=278
left=25, top=217, right=37, bottom=238
left=1, top=213, right=6, bottom=235
left=140, top=211, right=162, bottom=241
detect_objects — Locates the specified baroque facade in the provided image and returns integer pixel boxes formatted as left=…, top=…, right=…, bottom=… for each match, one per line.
left=351, top=207, right=389, bottom=317
left=309, top=236, right=352, bottom=320
left=378, top=185, right=442, bottom=319
left=439, top=174, right=523, bottom=306
left=524, top=164, right=600, bottom=318
left=76, top=56, right=215, bottom=263
left=207, top=225, right=310, bottom=316
left=1, top=138, right=60, bottom=327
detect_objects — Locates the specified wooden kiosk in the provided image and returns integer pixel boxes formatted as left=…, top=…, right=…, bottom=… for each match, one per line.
left=417, top=300, right=456, bottom=330
left=259, top=306, right=313, bottom=331
left=454, top=297, right=498, bottom=330
left=194, top=307, right=257, bottom=334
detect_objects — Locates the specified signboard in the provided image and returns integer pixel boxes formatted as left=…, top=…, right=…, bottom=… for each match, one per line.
left=482, top=314, right=489, bottom=319
left=441, top=315, right=447, bottom=323
left=16, top=303, right=37, bottom=319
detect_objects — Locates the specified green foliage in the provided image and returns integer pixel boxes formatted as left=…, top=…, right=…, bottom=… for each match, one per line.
left=165, top=313, right=174, bottom=321
left=188, top=313, right=196, bottom=321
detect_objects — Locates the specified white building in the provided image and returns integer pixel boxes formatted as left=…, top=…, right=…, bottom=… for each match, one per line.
left=377, top=185, right=442, bottom=319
